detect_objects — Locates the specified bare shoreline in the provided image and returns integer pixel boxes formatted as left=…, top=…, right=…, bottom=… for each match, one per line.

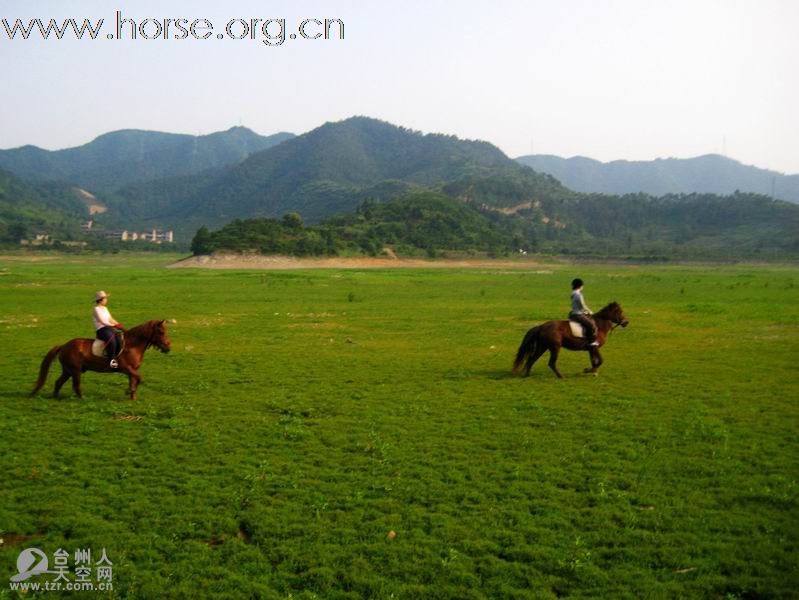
left=1, top=252, right=793, bottom=270
left=167, top=254, right=554, bottom=270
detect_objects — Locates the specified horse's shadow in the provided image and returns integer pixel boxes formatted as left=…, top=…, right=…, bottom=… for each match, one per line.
left=0, top=390, right=28, bottom=400
left=479, top=367, right=600, bottom=380
left=478, top=369, right=517, bottom=381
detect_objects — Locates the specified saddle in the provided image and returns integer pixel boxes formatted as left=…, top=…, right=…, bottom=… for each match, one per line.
left=568, top=320, right=587, bottom=338
left=92, top=331, right=125, bottom=359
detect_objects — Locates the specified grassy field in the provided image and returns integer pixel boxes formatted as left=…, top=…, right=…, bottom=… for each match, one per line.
left=0, top=254, right=797, bottom=598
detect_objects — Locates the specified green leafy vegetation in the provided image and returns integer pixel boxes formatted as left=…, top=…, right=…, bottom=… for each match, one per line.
left=0, top=255, right=796, bottom=597
left=192, top=189, right=799, bottom=261
left=558, top=191, right=799, bottom=258
left=191, top=193, right=516, bottom=257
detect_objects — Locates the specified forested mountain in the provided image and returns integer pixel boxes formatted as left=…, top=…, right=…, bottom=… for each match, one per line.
left=193, top=190, right=799, bottom=261
left=0, top=127, right=294, bottom=192
left=554, top=191, right=799, bottom=257
left=0, top=168, right=84, bottom=244
left=3, top=116, right=798, bottom=260
left=515, top=154, right=799, bottom=203
left=109, top=116, right=570, bottom=228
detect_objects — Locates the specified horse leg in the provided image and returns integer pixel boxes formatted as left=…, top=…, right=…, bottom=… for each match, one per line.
left=594, top=349, right=604, bottom=372
left=127, top=371, right=141, bottom=400
left=71, top=370, right=83, bottom=398
left=584, top=348, right=603, bottom=375
left=53, top=368, right=71, bottom=398
left=548, top=346, right=563, bottom=379
left=524, top=346, right=546, bottom=376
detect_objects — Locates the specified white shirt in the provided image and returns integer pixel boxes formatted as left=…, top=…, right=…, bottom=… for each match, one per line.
left=93, top=305, right=115, bottom=330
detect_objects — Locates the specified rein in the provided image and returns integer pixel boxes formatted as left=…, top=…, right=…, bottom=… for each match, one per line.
left=595, top=314, right=624, bottom=335
left=145, top=324, right=157, bottom=350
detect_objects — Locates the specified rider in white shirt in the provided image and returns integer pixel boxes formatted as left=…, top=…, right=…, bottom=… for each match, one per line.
left=94, top=291, right=124, bottom=368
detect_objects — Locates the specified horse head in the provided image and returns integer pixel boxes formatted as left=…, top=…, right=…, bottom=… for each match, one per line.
left=600, top=302, right=629, bottom=327
left=150, top=320, right=172, bottom=353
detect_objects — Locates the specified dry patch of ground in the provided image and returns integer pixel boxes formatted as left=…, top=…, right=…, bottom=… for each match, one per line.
left=169, top=254, right=552, bottom=271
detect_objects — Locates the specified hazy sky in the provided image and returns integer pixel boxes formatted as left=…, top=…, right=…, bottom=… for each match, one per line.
left=2, top=0, right=797, bottom=173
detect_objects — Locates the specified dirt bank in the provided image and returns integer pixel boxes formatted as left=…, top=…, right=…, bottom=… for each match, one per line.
left=168, top=254, right=553, bottom=271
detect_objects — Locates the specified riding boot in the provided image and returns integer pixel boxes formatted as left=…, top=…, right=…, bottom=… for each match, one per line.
left=585, top=320, right=599, bottom=346
left=108, top=336, right=119, bottom=368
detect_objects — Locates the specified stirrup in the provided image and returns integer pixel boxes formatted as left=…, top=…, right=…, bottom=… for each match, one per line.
left=589, top=341, right=599, bottom=346
left=109, top=359, right=119, bottom=368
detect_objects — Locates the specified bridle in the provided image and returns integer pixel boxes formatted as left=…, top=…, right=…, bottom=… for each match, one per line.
left=143, top=322, right=164, bottom=351
left=596, top=311, right=627, bottom=334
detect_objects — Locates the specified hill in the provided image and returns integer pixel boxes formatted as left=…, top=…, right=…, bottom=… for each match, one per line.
left=190, top=192, right=521, bottom=257
left=4, top=117, right=798, bottom=260
left=0, top=127, right=294, bottom=192
left=109, top=117, right=571, bottom=230
left=515, top=154, right=799, bottom=203
left=191, top=190, right=799, bottom=261
left=0, top=167, right=85, bottom=245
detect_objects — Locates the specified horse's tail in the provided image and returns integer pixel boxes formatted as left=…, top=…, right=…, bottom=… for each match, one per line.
left=30, top=345, right=61, bottom=397
left=513, top=327, right=539, bottom=374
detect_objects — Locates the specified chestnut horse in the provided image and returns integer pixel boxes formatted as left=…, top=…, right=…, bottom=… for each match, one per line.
left=513, top=302, right=629, bottom=378
left=30, top=320, right=171, bottom=400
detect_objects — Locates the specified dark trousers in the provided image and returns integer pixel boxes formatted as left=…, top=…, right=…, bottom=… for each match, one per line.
left=96, top=326, right=119, bottom=358
left=569, top=313, right=597, bottom=342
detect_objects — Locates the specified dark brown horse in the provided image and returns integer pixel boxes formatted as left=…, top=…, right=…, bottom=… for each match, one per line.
left=30, top=320, right=171, bottom=400
left=513, top=302, right=629, bottom=378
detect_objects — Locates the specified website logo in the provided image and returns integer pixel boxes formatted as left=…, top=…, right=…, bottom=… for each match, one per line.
left=10, top=548, right=51, bottom=582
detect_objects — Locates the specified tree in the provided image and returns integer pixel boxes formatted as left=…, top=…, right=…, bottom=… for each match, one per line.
left=191, top=226, right=213, bottom=255
left=357, top=199, right=376, bottom=220
left=7, top=222, right=28, bottom=243
left=282, top=212, right=304, bottom=229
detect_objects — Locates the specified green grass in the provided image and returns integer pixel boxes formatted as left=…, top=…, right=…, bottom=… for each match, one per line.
left=1, top=254, right=797, bottom=598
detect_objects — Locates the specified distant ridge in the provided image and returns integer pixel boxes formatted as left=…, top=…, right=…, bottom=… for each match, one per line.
left=2, top=117, right=797, bottom=260
left=110, top=116, right=569, bottom=227
left=0, top=127, right=295, bottom=192
left=515, top=154, right=799, bottom=203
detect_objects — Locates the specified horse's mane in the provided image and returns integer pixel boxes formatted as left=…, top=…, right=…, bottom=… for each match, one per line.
left=125, top=320, right=161, bottom=344
left=594, top=302, right=621, bottom=320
